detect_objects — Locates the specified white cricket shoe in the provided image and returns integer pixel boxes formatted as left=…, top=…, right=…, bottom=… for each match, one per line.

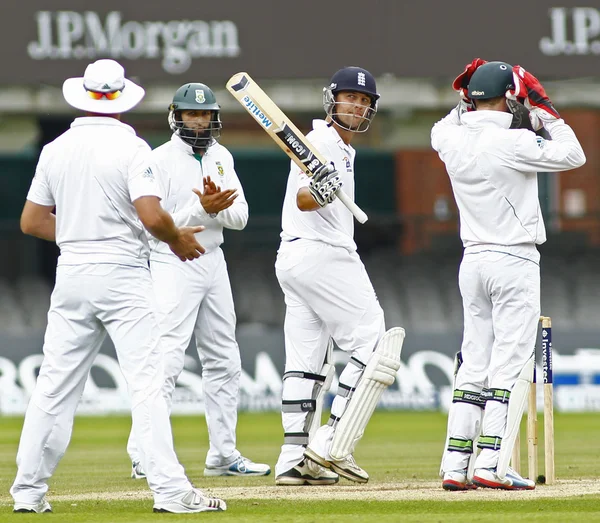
left=304, top=447, right=369, bottom=484
left=204, top=455, right=271, bottom=477
left=153, top=488, right=227, bottom=513
left=473, top=467, right=535, bottom=490
left=13, top=498, right=52, bottom=513
left=131, top=460, right=146, bottom=479
left=275, top=458, right=339, bottom=486
left=442, top=469, right=478, bottom=491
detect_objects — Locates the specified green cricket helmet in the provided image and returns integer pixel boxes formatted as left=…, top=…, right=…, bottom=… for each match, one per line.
left=467, top=61, right=515, bottom=100
left=168, top=83, right=222, bottom=150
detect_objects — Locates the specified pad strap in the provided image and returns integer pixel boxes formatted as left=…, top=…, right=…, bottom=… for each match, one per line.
left=284, top=432, right=309, bottom=445
left=327, top=414, right=341, bottom=427
left=337, top=382, right=356, bottom=398
left=452, top=389, right=485, bottom=407
left=477, top=435, right=502, bottom=451
left=481, top=388, right=511, bottom=404
left=282, top=399, right=316, bottom=413
left=283, top=371, right=326, bottom=382
left=348, top=357, right=366, bottom=370
left=447, top=437, right=474, bottom=454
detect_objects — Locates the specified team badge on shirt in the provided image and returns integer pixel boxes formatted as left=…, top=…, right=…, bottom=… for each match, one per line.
left=195, top=90, right=205, bottom=103
left=215, top=161, right=225, bottom=176
left=536, top=137, right=547, bottom=149
left=342, top=156, right=351, bottom=171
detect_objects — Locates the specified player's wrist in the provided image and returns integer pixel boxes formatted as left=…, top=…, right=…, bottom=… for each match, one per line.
left=194, top=200, right=211, bottom=220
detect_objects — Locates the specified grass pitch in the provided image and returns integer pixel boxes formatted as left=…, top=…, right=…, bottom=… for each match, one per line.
left=1, top=411, right=600, bottom=521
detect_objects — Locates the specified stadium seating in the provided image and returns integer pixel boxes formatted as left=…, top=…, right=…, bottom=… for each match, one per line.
left=1, top=248, right=598, bottom=334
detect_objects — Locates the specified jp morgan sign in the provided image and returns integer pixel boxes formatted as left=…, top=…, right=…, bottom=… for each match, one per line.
left=28, top=11, right=240, bottom=74
left=3, top=1, right=600, bottom=86
left=541, top=7, right=600, bottom=55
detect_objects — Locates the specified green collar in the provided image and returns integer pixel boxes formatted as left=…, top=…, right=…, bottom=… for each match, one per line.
left=193, top=153, right=203, bottom=164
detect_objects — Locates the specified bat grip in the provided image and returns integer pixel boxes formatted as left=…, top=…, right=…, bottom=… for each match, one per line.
left=337, top=189, right=368, bottom=224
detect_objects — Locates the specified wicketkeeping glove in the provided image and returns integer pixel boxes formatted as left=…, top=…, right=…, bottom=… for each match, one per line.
left=452, top=58, right=487, bottom=103
left=513, top=65, right=560, bottom=130
left=309, top=162, right=343, bottom=207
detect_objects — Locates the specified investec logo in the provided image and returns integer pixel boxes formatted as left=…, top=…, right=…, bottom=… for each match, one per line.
left=540, top=7, right=600, bottom=55
left=242, top=95, right=272, bottom=129
left=28, top=11, right=240, bottom=74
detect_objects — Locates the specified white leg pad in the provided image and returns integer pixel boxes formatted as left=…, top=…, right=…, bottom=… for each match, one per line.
left=440, top=351, right=462, bottom=478
left=467, top=414, right=482, bottom=481
left=330, top=327, right=405, bottom=460
left=496, top=355, right=534, bottom=480
left=308, top=340, right=335, bottom=441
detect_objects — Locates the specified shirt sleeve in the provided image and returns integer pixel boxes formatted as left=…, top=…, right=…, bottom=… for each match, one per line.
left=26, top=146, right=55, bottom=206
left=513, top=120, right=586, bottom=173
left=127, top=141, right=162, bottom=202
left=431, top=106, right=462, bottom=153
left=215, top=151, right=248, bottom=230
left=170, top=201, right=210, bottom=227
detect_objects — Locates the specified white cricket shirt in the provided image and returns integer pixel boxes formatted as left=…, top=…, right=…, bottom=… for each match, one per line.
left=146, top=134, right=248, bottom=260
left=431, top=108, right=585, bottom=258
left=280, top=119, right=357, bottom=251
left=26, top=117, right=159, bottom=267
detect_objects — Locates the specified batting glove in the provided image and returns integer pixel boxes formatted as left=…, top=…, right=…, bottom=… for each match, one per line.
left=452, top=58, right=488, bottom=103
left=309, top=162, right=343, bottom=207
left=513, top=65, right=560, bottom=130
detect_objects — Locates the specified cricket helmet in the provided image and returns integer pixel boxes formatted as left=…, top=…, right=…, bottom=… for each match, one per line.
left=323, top=66, right=379, bottom=132
left=467, top=61, right=515, bottom=100
left=168, top=83, right=222, bottom=150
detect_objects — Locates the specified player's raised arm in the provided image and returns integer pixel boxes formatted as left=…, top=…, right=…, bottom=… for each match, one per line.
left=511, top=66, right=586, bottom=172
left=431, top=58, right=488, bottom=152
left=205, top=151, right=249, bottom=230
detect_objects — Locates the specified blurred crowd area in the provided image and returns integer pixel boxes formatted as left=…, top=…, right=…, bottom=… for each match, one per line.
left=1, top=217, right=599, bottom=337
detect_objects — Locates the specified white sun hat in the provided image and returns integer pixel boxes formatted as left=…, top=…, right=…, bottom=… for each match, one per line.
left=62, top=59, right=145, bottom=114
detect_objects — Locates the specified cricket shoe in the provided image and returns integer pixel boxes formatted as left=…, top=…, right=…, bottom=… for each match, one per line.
left=13, top=498, right=52, bottom=513
left=204, top=455, right=271, bottom=477
left=473, top=467, right=535, bottom=490
left=131, top=460, right=146, bottom=479
left=442, top=470, right=478, bottom=491
left=275, top=458, right=339, bottom=486
left=304, top=447, right=369, bottom=484
left=153, top=488, right=227, bottom=513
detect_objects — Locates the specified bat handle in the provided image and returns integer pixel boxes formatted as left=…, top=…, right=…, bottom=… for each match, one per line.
left=337, top=189, right=369, bottom=224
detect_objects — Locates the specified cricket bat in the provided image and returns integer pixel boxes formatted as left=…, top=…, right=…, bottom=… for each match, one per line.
left=226, top=72, right=368, bottom=223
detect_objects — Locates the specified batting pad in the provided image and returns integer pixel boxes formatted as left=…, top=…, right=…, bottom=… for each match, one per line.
left=496, top=355, right=534, bottom=479
left=309, top=339, right=335, bottom=441
left=330, top=327, right=405, bottom=460
left=309, top=361, right=335, bottom=441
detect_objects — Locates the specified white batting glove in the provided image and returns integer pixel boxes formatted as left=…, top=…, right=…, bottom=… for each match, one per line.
left=309, top=162, right=343, bottom=207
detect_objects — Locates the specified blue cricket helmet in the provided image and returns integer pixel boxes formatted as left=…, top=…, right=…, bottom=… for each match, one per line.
left=323, top=66, right=379, bottom=132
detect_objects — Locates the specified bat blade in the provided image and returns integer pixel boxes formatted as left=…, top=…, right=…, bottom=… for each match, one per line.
left=226, top=72, right=368, bottom=223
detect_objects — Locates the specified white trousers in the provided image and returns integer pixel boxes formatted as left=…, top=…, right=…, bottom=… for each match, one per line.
left=10, top=264, right=191, bottom=504
left=127, top=248, right=242, bottom=467
left=442, top=250, right=540, bottom=472
left=274, top=239, right=385, bottom=476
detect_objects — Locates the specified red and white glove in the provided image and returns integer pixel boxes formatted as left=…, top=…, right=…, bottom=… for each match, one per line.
left=513, top=65, right=560, bottom=130
left=505, top=70, right=527, bottom=102
left=452, top=58, right=487, bottom=103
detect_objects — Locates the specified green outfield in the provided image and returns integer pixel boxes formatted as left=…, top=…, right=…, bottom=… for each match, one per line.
left=1, top=411, right=599, bottom=522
